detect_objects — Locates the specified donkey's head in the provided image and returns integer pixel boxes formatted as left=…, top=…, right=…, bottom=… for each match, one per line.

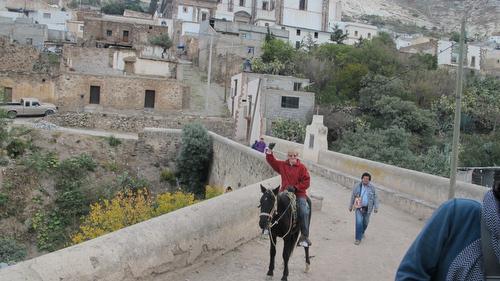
left=259, top=184, right=279, bottom=230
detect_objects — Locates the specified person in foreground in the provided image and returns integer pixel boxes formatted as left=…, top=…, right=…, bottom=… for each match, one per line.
left=395, top=182, right=500, bottom=281
left=265, top=143, right=312, bottom=247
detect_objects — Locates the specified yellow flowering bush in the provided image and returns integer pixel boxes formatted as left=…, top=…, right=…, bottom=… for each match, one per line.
left=154, top=191, right=196, bottom=216
left=71, top=189, right=153, bottom=244
left=71, top=189, right=197, bottom=245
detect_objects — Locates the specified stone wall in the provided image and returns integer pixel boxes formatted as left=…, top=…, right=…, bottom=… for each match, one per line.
left=55, top=73, right=186, bottom=112
left=0, top=72, right=55, bottom=103
left=0, top=37, right=40, bottom=72
left=83, top=17, right=168, bottom=48
left=45, top=112, right=235, bottom=137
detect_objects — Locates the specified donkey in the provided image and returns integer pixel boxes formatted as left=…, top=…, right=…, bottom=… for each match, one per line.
left=259, top=185, right=311, bottom=281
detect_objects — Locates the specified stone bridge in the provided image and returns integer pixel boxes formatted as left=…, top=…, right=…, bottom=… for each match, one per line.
left=0, top=124, right=488, bottom=281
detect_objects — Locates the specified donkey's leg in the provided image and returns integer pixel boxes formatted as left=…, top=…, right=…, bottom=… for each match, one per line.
left=267, top=234, right=277, bottom=277
left=281, top=236, right=295, bottom=281
left=304, top=246, right=310, bottom=273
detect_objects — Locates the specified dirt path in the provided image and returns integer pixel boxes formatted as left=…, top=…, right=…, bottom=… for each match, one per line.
left=157, top=175, right=426, bottom=281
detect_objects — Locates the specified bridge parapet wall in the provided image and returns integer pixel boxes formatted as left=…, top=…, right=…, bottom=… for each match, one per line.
left=263, top=135, right=488, bottom=219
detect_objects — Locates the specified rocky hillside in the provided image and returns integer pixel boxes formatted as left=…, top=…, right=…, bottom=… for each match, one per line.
left=342, top=0, right=499, bottom=37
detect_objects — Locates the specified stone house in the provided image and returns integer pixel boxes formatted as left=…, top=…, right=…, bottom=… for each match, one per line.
left=0, top=39, right=189, bottom=113
left=437, top=40, right=484, bottom=71
left=0, top=17, right=48, bottom=49
left=229, top=72, right=315, bottom=144
left=83, top=14, right=171, bottom=49
left=482, top=47, right=500, bottom=78
left=339, top=21, right=379, bottom=45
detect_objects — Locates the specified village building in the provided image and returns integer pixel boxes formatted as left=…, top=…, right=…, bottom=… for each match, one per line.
left=437, top=40, right=484, bottom=71
left=82, top=13, right=171, bottom=49
left=229, top=72, right=315, bottom=144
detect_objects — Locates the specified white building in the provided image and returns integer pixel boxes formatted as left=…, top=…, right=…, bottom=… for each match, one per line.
left=28, top=10, right=72, bottom=32
left=214, top=0, right=342, bottom=46
left=160, top=0, right=218, bottom=35
left=437, top=40, right=483, bottom=71
left=339, top=21, right=378, bottom=45
left=488, top=32, right=500, bottom=44
left=229, top=72, right=315, bottom=144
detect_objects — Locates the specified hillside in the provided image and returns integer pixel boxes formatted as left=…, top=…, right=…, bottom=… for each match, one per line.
left=342, top=0, right=500, bottom=37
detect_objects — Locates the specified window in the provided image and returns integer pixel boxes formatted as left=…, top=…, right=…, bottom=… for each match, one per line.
left=43, top=13, right=51, bottom=19
left=265, top=23, right=269, bottom=27
left=25, top=38, right=32, bottom=45
left=149, top=25, right=153, bottom=29
left=345, top=29, right=349, bottom=34
left=228, top=0, right=234, bottom=11
left=295, top=41, right=300, bottom=49
left=32, top=101, right=40, bottom=106
left=293, top=82, right=302, bottom=91
left=79, top=25, right=84, bottom=31
left=270, top=0, right=275, bottom=10
left=309, top=134, right=314, bottom=149
left=106, top=30, right=112, bottom=36
left=470, top=56, right=476, bottom=67
left=262, top=1, right=268, bottom=10
left=3, top=87, right=12, bottom=102
left=314, top=32, right=318, bottom=39
left=239, top=0, right=245, bottom=6
left=296, top=29, right=301, bottom=36
left=241, top=33, right=247, bottom=39
left=299, top=0, right=306, bottom=10
left=183, top=7, right=188, bottom=12
left=247, top=46, right=254, bottom=54
left=89, top=86, right=100, bottom=104
left=354, top=30, right=358, bottom=37
left=281, top=26, right=286, bottom=30
left=281, top=96, right=299, bottom=108
left=367, top=32, right=371, bottom=39
left=201, top=12, right=207, bottom=21
left=144, top=90, right=155, bottom=108
left=25, top=101, right=30, bottom=107
left=122, top=30, right=129, bottom=42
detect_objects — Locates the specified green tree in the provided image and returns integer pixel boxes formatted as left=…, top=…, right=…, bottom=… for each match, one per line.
left=148, top=0, right=158, bottom=14
left=149, top=34, right=173, bottom=58
left=176, top=123, right=213, bottom=198
left=102, top=0, right=143, bottom=15
left=460, top=132, right=500, bottom=167
left=330, top=25, right=347, bottom=44
left=0, top=238, right=27, bottom=264
left=270, top=118, right=306, bottom=143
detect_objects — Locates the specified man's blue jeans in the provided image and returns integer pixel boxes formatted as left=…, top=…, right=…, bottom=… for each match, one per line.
left=298, top=197, right=310, bottom=237
left=355, top=208, right=370, bottom=241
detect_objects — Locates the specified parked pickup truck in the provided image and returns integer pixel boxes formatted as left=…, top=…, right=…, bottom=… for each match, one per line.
left=0, top=98, right=58, bottom=119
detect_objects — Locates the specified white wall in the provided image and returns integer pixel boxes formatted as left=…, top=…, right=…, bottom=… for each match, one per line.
left=286, top=27, right=332, bottom=47
left=177, top=5, right=196, bottom=22
left=29, top=10, right=71, bottom=31
left=282, top=0, right=322, bottom=30
left=438, top=40, right=482, bottom=70
left=344, top=22, right=378, bottom=45
left=182, top=22, right=200, bottom=35
left=113, top=50, right=172, bottom=77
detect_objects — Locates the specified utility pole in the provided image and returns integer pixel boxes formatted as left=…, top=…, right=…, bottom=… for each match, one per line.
left=448, top=16, right=467, bottom=199
left=224, top=49, right=228, bottom=103
left=207, top=35, right=213, bottom=87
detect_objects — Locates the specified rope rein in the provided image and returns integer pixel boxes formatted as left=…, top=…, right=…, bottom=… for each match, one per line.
left=261, top=191, right=295, bottom=247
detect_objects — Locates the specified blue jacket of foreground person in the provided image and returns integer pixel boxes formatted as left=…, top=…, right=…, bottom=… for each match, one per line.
left=396, top=187, right=500, bottom=281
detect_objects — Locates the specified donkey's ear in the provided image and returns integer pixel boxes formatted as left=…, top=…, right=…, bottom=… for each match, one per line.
left=260, top=184, right=267, bottom=193
left=272, top=186, right=280, bottom=195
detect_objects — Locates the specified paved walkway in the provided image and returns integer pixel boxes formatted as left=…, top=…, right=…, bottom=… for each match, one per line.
left=159, top=175, right=426, bottom=281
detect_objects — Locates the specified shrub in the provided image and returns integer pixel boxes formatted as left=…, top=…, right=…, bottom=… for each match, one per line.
left=154, top=191, right=196, bottom=215
left=107, top=135, right=122, bottom=147
left=0, top=238, right=27, bottom=264
left=160, top=169, right=175, bottom=183
left=31, top=211, right=65, bottom=251
left=205, top=185, right=223, bottom=199
left=71, top=189, right=154, bottom=244
left=0, top=156, right=8, bottom=166
left=6, top=139, right=27, bottom=158
left=176, top=123, right=213, bottom=198
left=22, top=151, right=58, bottom=173
left=271, top=118, right=306, bottom=143
left=117, top=172, right=149, bottom=192
left=57, top=154, right=96, bottom=180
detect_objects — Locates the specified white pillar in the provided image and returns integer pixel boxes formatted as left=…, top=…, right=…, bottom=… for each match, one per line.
left=302, top=115, right=328, bottom=163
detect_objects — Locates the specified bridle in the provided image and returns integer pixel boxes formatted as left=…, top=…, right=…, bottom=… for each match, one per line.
left=259, top=190, right=294, bottom=246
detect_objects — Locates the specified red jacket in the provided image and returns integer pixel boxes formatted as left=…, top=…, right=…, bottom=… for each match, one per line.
left=266, top=152, right=310, bottom=198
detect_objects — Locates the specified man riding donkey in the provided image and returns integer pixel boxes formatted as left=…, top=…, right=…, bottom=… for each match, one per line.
left=265, top=143, right=312, bottom=247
